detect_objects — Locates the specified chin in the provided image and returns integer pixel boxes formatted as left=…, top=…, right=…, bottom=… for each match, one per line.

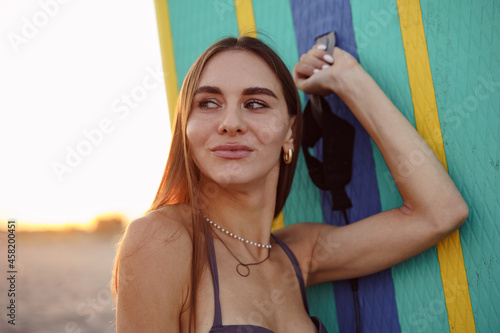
left=211, top=172, right=255, bottom=188
left=198, top=158, right=279, bottom=190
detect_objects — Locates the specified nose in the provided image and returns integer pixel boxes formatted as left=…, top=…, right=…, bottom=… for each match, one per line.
left=218, top=104, right=247, bottom=135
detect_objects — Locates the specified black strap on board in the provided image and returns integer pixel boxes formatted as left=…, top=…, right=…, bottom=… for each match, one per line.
left=302, top=95, right=355, bottom=211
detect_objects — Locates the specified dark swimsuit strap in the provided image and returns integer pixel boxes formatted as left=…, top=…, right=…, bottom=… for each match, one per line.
left=271, top=234, right=310, bottom=313
left=206, top=232, right=311, bottom=328
left=205, top=230, right=223, bottom=327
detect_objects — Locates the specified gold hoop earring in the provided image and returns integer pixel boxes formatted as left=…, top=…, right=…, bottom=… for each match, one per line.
left=283, top=148, right=293, bottom=164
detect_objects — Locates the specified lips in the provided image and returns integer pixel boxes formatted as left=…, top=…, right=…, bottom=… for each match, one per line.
left=210, top=144, right=254, bottom=159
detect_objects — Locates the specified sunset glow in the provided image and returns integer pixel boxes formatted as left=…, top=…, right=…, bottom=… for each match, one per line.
left=0, top=1, right=170, bottom=231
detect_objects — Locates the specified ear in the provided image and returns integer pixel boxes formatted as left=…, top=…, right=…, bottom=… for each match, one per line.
left=282, top=116, right=296, bottom=152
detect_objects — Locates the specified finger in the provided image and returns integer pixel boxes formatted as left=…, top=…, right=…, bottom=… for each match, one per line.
left=300, top=52, right=327, bottom=70
left=308, top=48, right=334, bottom=64
left=314, top=43, right=327, bottom=51
left=294, top=74, right=321, bottom=95
left=293, top=62, right=318, bottom=80
left=302, top=50, right=333, bottom=68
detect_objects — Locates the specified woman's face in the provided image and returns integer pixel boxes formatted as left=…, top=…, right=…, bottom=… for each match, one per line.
left=186, top=50, right=294, bottom=189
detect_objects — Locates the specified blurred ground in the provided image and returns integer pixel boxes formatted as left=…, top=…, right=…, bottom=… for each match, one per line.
left=0, top=230, right=122, bottom=333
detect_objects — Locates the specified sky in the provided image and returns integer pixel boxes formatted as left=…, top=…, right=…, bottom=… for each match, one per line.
left=0, top=0, right=171, bottom=230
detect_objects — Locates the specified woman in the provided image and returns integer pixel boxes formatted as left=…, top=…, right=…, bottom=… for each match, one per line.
left=113, top=37, right=468, bottom=332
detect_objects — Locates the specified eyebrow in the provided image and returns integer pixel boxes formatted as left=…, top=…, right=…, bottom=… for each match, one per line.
left=194, top=85, right=278, bottom=99
left=243, top=87, right=278, bottom=99
left=194, top=86, right=222, bottom=95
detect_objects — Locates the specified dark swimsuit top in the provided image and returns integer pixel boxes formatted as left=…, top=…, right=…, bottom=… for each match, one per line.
left=206, top=232, right=328, bottom=333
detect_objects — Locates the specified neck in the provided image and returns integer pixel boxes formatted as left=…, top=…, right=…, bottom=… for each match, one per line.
left=199, top=177, right=277, bottom=251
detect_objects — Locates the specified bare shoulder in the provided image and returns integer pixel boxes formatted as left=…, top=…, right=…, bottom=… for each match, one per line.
left=119, top=204, right=193, bottom=283
left=121, top=204, right=192, bottom=254
left=116, top=204, right=193, bottom=332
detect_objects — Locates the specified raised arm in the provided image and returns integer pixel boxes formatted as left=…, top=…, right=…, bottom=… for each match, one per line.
left=115, top=209, right=190, bottom=332
left=289, top=46, right=468, bottom=285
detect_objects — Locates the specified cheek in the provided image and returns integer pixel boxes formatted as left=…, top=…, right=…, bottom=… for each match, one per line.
left=185, top=118, right=210, bottom=169
left=186, top=117, right=206, bottom=149
left=254, top=117, right=289, bottom=146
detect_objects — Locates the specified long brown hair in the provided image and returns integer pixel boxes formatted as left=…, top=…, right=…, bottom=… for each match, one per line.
left=113, top=36, right=303, bottom=331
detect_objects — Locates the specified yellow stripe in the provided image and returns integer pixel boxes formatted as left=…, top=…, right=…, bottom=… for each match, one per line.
left=271, top=211, right=285, bottom=231
left=396, top=1, right=475, bottom=332
left=234, top=0, right=257, bottom=37
left=154, top=0, right=178, bottom=128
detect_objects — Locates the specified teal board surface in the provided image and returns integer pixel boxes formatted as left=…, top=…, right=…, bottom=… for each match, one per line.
left=168, top=0, right=239, bottom=89
left=420, top=1, right=500, bottom=332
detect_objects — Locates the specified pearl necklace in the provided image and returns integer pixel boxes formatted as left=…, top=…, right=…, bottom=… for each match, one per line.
left=204, top=216, right=272, bottom=249
left=212, top=231, right=271, bottom=277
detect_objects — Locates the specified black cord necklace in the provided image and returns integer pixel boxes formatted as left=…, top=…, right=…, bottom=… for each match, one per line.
left=213, top=231, right=271, bottom=277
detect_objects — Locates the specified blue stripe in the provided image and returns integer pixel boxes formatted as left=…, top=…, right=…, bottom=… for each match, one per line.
left=289, top=0, right=400, bottom=332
